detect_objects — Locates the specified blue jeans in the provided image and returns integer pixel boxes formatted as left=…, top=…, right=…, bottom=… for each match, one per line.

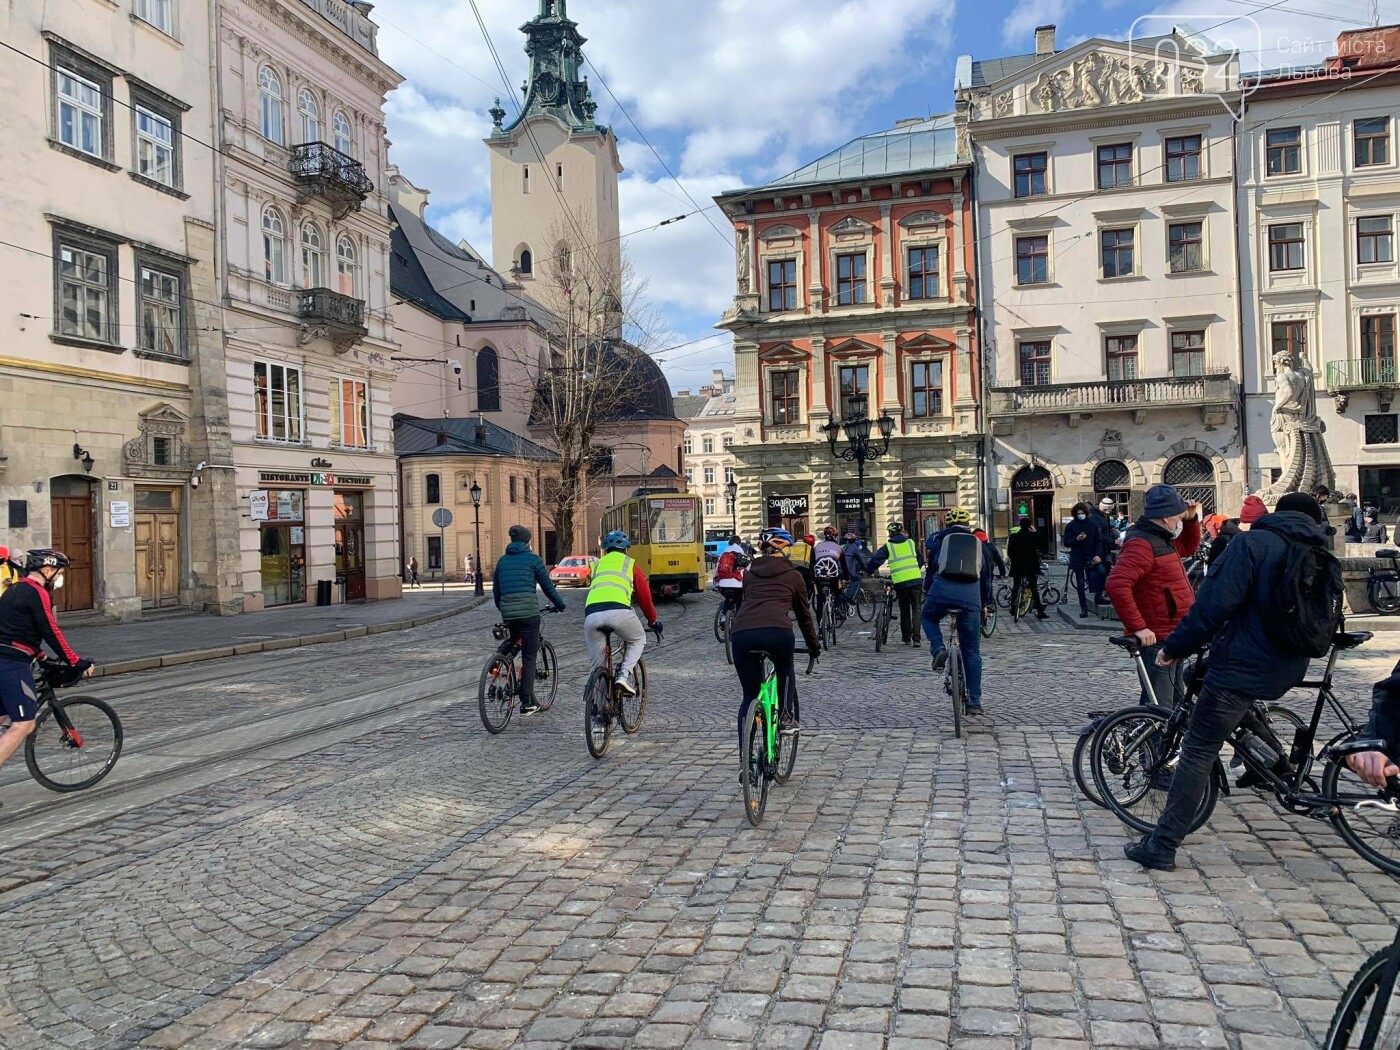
left=842, top=578, right=862, bottom=603
left=921, top=596, right=983, bottom=705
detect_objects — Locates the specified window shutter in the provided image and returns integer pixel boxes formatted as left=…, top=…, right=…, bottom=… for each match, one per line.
left=328, top=380, right=341, bottom=444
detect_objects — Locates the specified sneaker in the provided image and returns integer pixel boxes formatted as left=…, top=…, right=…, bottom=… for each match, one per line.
left=1036, top=611, right=1050, bottom=620
left=931, top=650, right=948, bottom=673
left=780, top=718, right=800, bottom=737
left=1124, top=837, right=1176, bottom=871
left=519, top=699, right=540, bottom=716
left=614, top=676, right=637, bottom=697
left=965, top=700, right=983, bottom=714
left=1095, top=595, right=1111, bottom=606
left=1080, top=610, right=1090, bottom=618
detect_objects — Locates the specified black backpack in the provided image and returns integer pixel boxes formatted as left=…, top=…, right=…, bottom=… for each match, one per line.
left=1253, top=523, right=1343, bottom=658
left=936, top=531, right=983, bottom=584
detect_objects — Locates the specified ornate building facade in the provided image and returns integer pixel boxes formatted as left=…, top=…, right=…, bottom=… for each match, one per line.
left=716, top=117, right=982, bottom=543
left=677, top=372, right=739, bottom=533
left=960, top=26, right=1246, bottom=547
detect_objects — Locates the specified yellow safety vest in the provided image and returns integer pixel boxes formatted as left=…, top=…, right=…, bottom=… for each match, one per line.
left=586, top=551, right=635, bottom=609
left=886, top=539, right=920, bottom=585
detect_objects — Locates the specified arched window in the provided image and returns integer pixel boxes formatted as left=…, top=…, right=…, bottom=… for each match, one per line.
left=1163, top=454, right=1217, bottom=513
left=262, top=207, right=287, bottom=284
left=259, top=67, right=283, bottom=143
left=477, top=346, right=501, bottom=412
left=297, top=87, right=320, bottom=144
left=425, top=473, right=441, bottom=505
left=518, top=248, right=533, bottom=275
left=300, top=222, right=325, bottom=288
left=332, top=109, right=352, bottom=155
left=1010, top=465, right=1053, bottom=491
left=336, top=235, right=358, bottom=297
left=1094, top=460, right=1132, bottom=517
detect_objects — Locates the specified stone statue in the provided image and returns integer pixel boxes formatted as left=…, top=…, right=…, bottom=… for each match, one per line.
left=735, top=226, right=751, bottom=294
left=1263, top=350, right=1334, bottom=500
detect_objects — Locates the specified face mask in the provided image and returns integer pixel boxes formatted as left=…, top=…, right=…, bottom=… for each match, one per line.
left=50, top=573, right=65, bottom=591
left=1075, top=513, right=1086, bottom=520
left=1171, top=521, right=1184, bottom=539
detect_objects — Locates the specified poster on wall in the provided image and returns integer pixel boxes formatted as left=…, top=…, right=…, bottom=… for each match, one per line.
left=290, top=527, right=304, bottom=544
left=250, top=490, right=269, bottom=521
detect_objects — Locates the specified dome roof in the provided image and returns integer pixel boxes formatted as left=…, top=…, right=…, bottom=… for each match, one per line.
left=532, top=340, right=676, bottom=424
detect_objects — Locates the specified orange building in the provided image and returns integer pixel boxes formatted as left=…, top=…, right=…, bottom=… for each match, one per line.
left=715, top=115, right=982, bottom=541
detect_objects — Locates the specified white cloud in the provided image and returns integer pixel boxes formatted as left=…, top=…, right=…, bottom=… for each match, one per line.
left=1002, top=0, right=1076, bottom=49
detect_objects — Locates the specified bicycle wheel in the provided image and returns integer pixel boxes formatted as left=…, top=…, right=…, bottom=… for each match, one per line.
left=1090, top=706, right=1217, bottom=835
left=724, top=623, right=734, bottom=666
left=1323, top=756, right=1400, bottom=877
left=24, top=696, right=123, bottom=793
left=619, top=659, right=647, bottom=734
left=477, top=655, right=516, bottom=735
left=855, top=588, right=875, bottom=623
left=534, top=641, right=558, bottom=712
left=949, top=648, right=964, bottom=740
left=1042, top=586, right=1061, bottom=606
left=583, top=668, right=613, bottom=759
left=995, top=583, right=1012, bottom=610
left=773, top=677, right=800, bottom=784
left=1074, top=727, right=1106, bottom=808
left=980, top=607, right=997, bottom=638
left=1325, top=942, right=1400, bottom=1049
left=1014, top=585, right=1032, bottom=622
left=1370, top=577, right=1400, bottom=615
left=833, top=596, right=849, bottom=628
left=740, top=697, right=769, bottom=826
left=874, top=600, right=888, bottom=652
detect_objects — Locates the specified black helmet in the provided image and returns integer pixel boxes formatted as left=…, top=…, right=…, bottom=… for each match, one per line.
left=25, top=549, right=70, bottom=573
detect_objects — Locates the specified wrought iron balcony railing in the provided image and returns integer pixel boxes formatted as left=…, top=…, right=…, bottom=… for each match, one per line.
left=289, top=142, right=373, bottom=214
left=990, top=370, right=1236, bottom=416
left=1327, top=359, right=1398, bottom=391
left=296, top=287, right=367, bottom=347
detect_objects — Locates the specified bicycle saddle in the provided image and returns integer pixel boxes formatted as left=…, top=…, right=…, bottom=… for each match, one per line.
left=1334, top=631, right=1374, bottom=650
left=598, top=626, right=615, bottom=637
left=1108, top=636, right=1140, bottom=651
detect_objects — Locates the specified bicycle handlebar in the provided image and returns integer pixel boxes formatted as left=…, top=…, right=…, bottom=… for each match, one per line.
left=792, top=647, right=819, bottom=675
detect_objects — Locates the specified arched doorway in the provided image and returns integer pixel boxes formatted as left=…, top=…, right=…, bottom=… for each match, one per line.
left=1011, top=465, right=1055, bottom=555
left=1093, top=460, right=1132, bottom=520
left=1163, top=453, right=1217, bottom=513
left=49, top=475, right=95, bottom=611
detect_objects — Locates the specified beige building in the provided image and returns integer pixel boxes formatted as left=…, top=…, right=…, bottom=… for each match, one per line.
left=216, top=0, right=403, bottom=610
left=678, top=372, right=740, bottom=534
left=0, top=0, right=226, bottom=617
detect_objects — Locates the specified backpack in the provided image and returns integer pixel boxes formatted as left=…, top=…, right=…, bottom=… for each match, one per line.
left=1253, top=523, right=1343, bottom=658
left=936, top=530, right=983, bottom=583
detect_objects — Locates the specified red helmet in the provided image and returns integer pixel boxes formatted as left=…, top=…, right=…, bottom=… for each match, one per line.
left=804, top=534, right=816, bottom=546
left=823, top=526, right=839, bottom=541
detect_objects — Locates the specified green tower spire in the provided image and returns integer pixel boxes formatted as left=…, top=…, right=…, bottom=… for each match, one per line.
left=495, top=0, right=601, bottom=136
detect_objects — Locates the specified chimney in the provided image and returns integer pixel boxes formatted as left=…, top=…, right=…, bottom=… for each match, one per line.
left=1035, top=24, right=1056, bottom=57
left=435, top=431, right=448, bottom=445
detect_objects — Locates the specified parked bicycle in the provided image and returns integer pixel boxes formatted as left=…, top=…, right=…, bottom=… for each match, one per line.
left=583, top=623, right=660, bottom=758
left=12, top=659, right=123, bottom=792
left=477, top=608, right=559, bottom=734
left=738, top=646, right=817, bottom=826
left=1367, top=549, right=1400, bottom=615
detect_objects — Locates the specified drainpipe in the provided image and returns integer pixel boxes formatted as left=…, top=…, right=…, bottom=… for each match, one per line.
left=1231, top=93, right=1251, bottom=497
left=396, top=457, right=405, bottom=585
left=968, top=140, right=997, bottom=544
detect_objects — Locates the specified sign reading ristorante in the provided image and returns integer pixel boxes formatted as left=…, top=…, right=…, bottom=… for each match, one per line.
left=257, top=471, right=373, bottom=486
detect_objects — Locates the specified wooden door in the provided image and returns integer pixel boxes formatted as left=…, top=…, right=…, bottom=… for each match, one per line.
left=50, top=495, right=94, bottom=611
left=337, top=523, right=366, bottom=601
left=136, top=512, right=181, bottom=608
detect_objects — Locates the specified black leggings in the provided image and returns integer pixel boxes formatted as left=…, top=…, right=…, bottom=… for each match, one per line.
left=730, top=627, right=796, bottom=752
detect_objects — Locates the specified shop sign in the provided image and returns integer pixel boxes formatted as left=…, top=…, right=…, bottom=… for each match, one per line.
left=834, top=492, right=875, bottom=514
left=109, top=501, right=131, bottom=528
left=311, top=457, right=333, bottom=469
left=250, top=490, right=270, bottom=521
left=766, top=495, right=809, bottom=518
left=257, top=471, right=373, bottom=487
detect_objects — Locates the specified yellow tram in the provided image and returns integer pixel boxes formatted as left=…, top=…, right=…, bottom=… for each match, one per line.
left=599, top=491, right=706, bottom=598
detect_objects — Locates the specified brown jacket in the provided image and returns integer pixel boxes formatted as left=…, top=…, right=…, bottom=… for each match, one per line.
left=732, top=555, right=819, bottom=651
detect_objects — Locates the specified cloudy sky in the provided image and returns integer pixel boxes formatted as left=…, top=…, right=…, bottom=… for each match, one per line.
left=375, top=0, right=1398, bottom=394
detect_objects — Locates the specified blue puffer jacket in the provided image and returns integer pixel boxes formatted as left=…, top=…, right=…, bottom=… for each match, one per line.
left=1163, top=510, right=1329, bottom=701
left=493, top=541, right=565, bottom=621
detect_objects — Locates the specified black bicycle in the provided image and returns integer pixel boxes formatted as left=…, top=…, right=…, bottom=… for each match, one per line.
left=812, top=581, right=843, bottom=651
left=1367, top=550, right=1400, bottom=615
left=19, top=659, right=123, bottom=792
left=1328, top=921, right=1400, bottom=1048
left=478, top=608, right=559, bottom=733
left=584, top=623, right=660, bottom=758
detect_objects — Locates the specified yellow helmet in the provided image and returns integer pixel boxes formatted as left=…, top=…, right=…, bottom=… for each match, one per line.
left=945, top=506, right=972, bottom=525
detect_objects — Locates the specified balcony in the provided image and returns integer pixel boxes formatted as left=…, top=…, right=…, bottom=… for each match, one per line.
left=1327, top=359, right=1397, bottom=391
left=289, top=142, right=373, bottom=216
left=296, top=287, right=367, bottom=350
left=990, top=370, right=1236, bottom=430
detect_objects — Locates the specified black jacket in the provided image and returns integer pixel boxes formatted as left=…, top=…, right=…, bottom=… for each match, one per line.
left=1006, top=528, right=1042, bottom=577
left=1088, top=508, right=1119, bottom=558
left=1061, top=518, right=1103, bottom=570
left=1164, top=510, right=1329, bottom=701
left=1206, top=519, right=1241, bottom=565
left=1366, top=659, right=1400, bottom=754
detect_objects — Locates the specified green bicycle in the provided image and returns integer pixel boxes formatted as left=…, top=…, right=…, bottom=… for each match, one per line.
left=739, top=647, right=818, bottom=826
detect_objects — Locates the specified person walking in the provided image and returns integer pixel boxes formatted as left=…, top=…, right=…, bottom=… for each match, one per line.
left=584, top=531, right=661, bottom=697
left=1104, top=484, right=1202, bottom=707
left=867, top=521, right=925, bottom=645
left=491, top=526, right=566, bottom=716
left=1089, top=498, right=1121, bottom=603
left=715, top=535, right=749, bottom=613
left=1062, top=503, right=1105, bottom=618
left=922, top=508, right=996, bottom=713
left=1363, top=509, right=1390, bottom=544
left=1006, top=517, right=1048, bottom=620
left=406, top=556, right=421, bottom=588
left=1123, top=493, right=1334, bottom=871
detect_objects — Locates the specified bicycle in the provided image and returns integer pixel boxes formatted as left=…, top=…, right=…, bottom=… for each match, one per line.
left=996, top=573, right=1060, bottom=613
left=583, top=623, right=660, bottom=758
left=812, top=581, right=842, bottom=651
left=1089, top=631, right=1400, bottom=876
left=16, top=659, right=123, bottom=792
left=853, top=579, right=878, bottom=623
left=477, top=608, right=559, bottom=734
left=738, top=646, right=818, bottom=826
left=871, top=579, right=894, bottom=651
left=715, top=594, right=739, bottom=665
left=933, top=615, right=972, bottom=739
left=980, top=603, right=997, bottom=638
left=1327, top=921, right=1400, bottom=1048
left=1367, top=550, right=1400, bottom=615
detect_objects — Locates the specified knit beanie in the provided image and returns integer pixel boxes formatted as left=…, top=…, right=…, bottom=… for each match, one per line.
left=1275, top=492, right=1324, bottom=523
left=1239, top=496, right=1268, bottom=525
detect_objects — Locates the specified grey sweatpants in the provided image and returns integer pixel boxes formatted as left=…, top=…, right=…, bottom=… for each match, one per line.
left=584, top=609, right=646, bottom=680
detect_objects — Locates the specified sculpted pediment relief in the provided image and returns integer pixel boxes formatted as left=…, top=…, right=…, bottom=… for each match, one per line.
left=758, top=342, right=808, bottom=362
left=1031, top=50, right=1177, bottom=112
left=759, top=224, right=801, bottom=243
left=826, top=337, right=880, bottom=357
left=897, top=211, right=946, bottom=231
left=829, top=216, right=874, bottom=240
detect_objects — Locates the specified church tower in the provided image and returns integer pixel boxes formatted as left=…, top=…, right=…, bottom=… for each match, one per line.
left=486, top=0, right=623, bottom=311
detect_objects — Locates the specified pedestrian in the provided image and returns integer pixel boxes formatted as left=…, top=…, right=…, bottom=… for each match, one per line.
left=464, top=554, right=475, bottom=585
left=407, top=556, right=420, bottom=588
left=1062, top=502, right=1105, bottom=618
left=1363, top=509, right=1390, bottom=544
left=1312, top=483, right=1332, bottom=505
left=1206, top=495, right=1266, bottom=566
left=1124, top=493, right=1337, bottom=871
left=1006, top=516, right=1049, bottom=620
left=1104, top=484, right=1202, bottom=707
left=866, top=521, right=925, bottom=644
left=922, top=507, right=996, bottom=712
left=491, top=526, right=567, bottom=716
left=1089, top=497, right=1120, bottom=604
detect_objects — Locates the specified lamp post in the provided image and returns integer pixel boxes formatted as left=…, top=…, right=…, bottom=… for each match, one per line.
left=470, top=479, right=484, bottom=597
left=820, top=394, right=895, bottom=538
left=726, top=477, right=738, bottom=535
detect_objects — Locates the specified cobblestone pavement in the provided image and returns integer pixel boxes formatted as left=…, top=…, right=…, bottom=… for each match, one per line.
left=2, top=593, right=1399, bottom=1049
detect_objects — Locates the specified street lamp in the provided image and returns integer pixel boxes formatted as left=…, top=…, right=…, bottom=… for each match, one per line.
left=469, top=479, right=484, bottom=597
left=821, top=395, right=895, bottom=537
left=726, top=477, right=738, bottom=535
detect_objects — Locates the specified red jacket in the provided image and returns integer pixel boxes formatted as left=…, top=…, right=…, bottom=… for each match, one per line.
left=1105, top=517, right=1201, bottom=636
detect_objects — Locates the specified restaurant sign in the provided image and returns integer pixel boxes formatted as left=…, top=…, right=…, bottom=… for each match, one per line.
left=258, top=471, right=373, bottom=486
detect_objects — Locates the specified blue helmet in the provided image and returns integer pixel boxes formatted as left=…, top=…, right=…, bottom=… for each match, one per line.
left=758, top=527, right=793, bottom=552
left=603, top=530, right=631, bottom=551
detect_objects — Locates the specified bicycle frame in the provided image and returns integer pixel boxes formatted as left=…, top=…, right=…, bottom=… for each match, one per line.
left=753, top=649, right=818, bottom=764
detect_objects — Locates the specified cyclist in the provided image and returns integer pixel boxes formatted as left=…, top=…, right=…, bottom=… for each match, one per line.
left=0, top=550, right=93, bottom=775
left=584, top=530, right=661, bottom=697
left=841, top=530, right=869, bottom=607
left=1006, top=516, right=1050, bottom=620
left=810, top=527, right=845, bottom=623
left=491, top=525, right=567, bottom=716
left=866, top=521, right=925, bottom=645
left=921, top=509, right=995, bottom=712
left=715, top=535, right=749, bottom=614
left=730, top=528, right=819, bottom=750
left=970, top=526, right=1007, bottom=580
left=0, top=547, right=20, bottom=596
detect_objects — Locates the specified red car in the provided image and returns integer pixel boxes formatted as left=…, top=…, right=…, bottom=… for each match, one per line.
left=549, top=555, right=597, bottom=588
